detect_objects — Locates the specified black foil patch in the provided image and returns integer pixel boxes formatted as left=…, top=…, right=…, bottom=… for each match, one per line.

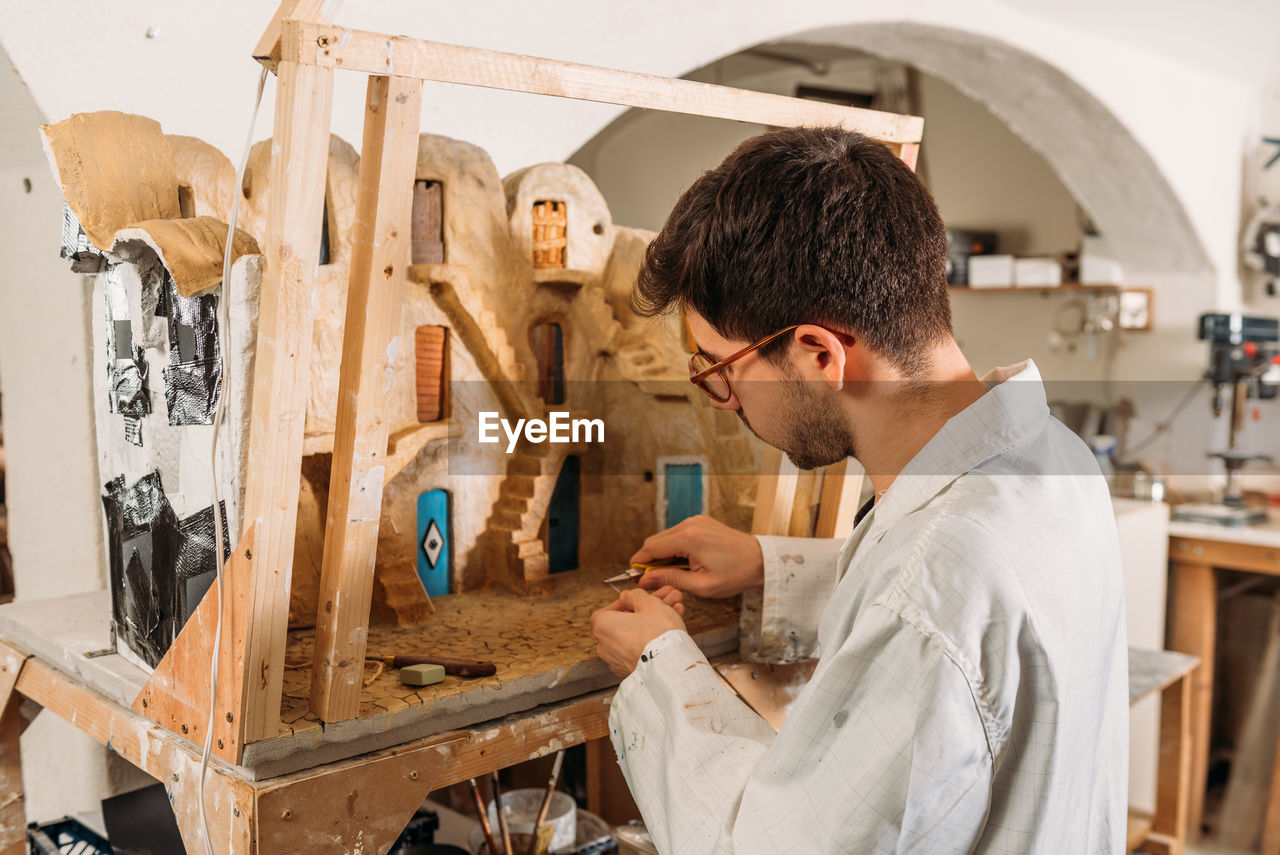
left=59, top=203, right=105, bottom=273
left=160, top=271, right=222, bottom=426
left=102, top=470, right=228, bottom=668
left=104, top=300, right=152, bottom=428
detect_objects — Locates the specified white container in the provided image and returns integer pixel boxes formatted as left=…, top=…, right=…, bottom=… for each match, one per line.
left=967, top=254, right=1015, bottom=288
left=1080, top=235, right=1124, bottom=284
left=481, top=790, right=576, bottom=853
left=1014, top=257, right=1063, bottom=287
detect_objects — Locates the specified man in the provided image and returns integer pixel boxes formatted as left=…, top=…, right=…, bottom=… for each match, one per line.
left=590, top=127, right=1128, bottom=854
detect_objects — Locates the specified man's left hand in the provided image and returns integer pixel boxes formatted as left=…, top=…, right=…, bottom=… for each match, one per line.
left=591, top=586, right=686, bottom=678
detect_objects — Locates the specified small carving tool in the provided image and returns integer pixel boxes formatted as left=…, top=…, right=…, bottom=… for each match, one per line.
left=603, top=557, right=690, bottom=592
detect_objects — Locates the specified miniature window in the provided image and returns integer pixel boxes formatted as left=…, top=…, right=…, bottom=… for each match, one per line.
left=547, top=455, right=580, bottom=574
left=415, top=325, right=449, bottom=423
left=532, top=322, right=565, bottom=405
left=412, top=180, right=445, bottom=264
left=531, top=200, right=567, bottom=269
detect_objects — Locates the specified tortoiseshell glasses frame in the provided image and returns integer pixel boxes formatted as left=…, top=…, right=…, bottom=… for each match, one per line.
left=688, top=324, right=856, bottom=403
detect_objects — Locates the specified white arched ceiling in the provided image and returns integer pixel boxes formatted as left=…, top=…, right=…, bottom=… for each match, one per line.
left=788, top=22, right=1214, bottom=277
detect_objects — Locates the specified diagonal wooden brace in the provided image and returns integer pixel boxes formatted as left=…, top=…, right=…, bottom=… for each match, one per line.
left=310, top=74, right=424, bottom=722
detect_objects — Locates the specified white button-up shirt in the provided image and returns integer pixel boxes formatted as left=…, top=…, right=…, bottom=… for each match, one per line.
left=608, top=360, right=1129, bottom=854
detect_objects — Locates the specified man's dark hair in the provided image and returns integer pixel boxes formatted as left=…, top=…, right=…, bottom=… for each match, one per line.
left=632, top=126, right=951, bottom=375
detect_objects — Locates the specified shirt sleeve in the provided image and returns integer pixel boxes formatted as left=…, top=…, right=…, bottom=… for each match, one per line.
left=610, top=604, right=994, bottom=855
left=738, top=536, right=843, bottom=663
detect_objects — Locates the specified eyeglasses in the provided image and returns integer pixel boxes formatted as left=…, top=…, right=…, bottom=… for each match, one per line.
left=689, top=324, right=855, bottom=403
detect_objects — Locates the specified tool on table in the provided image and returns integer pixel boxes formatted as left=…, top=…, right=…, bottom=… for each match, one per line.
left=368, top=654, right=497, bottom=678
left=1171, top=313, right=1280, bottom=527
left=525, top=749, right=566, bottom=855
left=469, top=778, right=500, bottom=855
left=491, top=771, right=513, bottom=855
left=603, top=557, right=690, bottom=592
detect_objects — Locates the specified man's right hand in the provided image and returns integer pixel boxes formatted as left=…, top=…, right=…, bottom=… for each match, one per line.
left=631, top=515, right=764, bottom=599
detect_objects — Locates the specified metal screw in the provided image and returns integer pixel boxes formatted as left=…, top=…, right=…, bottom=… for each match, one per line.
left=233, top=806, right=240, bottom=817
left=282, top=809, right=292, bottom=820
left=141, top=698, right=148, bottom=708
left=218, top=739, right=225, bottom=750
left=181, top=724, right=188, bottom=734
left=409, top=771, right=418, bottom=780
left=226, top=712, right=233, bottom=723
left=317, top=35, right=331, bottom=47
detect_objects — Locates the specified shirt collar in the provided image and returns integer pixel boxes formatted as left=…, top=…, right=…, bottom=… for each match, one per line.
left=864, top=359, right=1050, bottom=539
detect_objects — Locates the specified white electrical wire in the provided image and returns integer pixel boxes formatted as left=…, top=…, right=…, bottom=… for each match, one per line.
left=199, top=65, right=269, bottom=855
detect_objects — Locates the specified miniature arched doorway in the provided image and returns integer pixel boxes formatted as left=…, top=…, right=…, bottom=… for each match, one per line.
left=532, top=321, right=566, bottom=405
left=659, top=456, right=708, bottom=529
left=568, top=22, right=1212, bottom=283
left=546, top=454, right=580, bottom=573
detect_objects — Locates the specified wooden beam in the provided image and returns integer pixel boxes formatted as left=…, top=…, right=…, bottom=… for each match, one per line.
left=1151, top=669, right=1194, bottom=852
left=814, top=458, right=864, bottom=539
left=284, top=21, right=923, bottom=144
left=311, top=75, right=424, bottom=722
left=133, top=528, right=255, bottom=763
left=750, top=447, right=800, bottom=538
left=0, top=645, right=29, bottom=855
left=254, top=0, right=342, bottom=72
left=1168, top=562, right=1216, bottom=842
left=241, top=58, right=336, bottom=743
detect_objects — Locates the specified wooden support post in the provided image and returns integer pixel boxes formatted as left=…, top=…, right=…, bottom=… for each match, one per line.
left=241, top=58, right=336, bottom=743
left=814, top=458, right=865, bottom=539
left=1150, top=669, right=1194, bottom=854
left=750, top=447, right=800, bottom=538
left=1168, top=561, right=1216, bottom=841
left=0, top=645, right=29, bottom=855
left=311, top=74, right=423, bottom=721
left=253, top=0, right=343, bottom=71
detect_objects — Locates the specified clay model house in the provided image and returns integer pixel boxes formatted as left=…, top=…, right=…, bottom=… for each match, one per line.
left=44, top=111, right=766, bottom=668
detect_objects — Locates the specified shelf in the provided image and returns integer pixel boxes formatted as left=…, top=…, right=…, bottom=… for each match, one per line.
left=948, top=283, right=1122, bottom=294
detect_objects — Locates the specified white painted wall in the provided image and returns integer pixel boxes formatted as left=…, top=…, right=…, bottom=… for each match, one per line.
left=1, top=0, right=1279, bottom=823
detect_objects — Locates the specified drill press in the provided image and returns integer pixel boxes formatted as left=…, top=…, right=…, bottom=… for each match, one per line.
left=1171, top=313, right=1280, bottom=526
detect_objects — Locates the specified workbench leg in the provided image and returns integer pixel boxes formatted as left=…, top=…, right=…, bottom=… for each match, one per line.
left=1144, top=671, right=1194, bottom=855
left=0, top=647, right=30, bottom=855
left=1168, top=562, right=1215, bottom=840
left=1260, top=690, right=1280, bottom=855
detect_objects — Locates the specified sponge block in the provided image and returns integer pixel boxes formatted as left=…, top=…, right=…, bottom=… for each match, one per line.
left=400, top=663, right=446, bottom=687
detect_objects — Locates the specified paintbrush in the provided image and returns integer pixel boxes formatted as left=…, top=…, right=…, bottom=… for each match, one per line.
left=469, top=777, right=500, bottom=855
left=491, top=771, right=513, bottom=855
left=525, top=749, right=566, bottom=855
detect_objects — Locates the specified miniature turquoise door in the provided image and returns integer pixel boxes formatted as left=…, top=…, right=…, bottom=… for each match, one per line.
left=547, top=455, right=579, bottom=574
left=665, top=463, right=703, bottom=528
left=417, top=489, right=450, bottom=597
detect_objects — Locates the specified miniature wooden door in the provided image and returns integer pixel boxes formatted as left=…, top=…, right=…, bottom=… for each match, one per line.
left=547, top=455, right=580, bottom=573
left=416, top=489, right=450, bottom=597
left=532, top=322, right=565, bottom=405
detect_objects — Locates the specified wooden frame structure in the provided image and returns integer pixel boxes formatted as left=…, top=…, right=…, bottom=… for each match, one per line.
left=0, top=3, right=922, bottom=851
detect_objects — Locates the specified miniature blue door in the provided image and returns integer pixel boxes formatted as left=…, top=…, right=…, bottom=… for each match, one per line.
left=416, top=489, right=450, bottom=597
left=547, top=455, right=579, bottom=574
left=665, top=463, right=703, bottom=528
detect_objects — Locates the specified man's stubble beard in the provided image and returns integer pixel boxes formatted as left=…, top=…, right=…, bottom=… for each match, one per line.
left=735, top=372, right=857, bottom=471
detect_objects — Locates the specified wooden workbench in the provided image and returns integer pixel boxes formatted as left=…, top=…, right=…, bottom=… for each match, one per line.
left=0, top=571, right=738, bottom=852
left=1167, top=511, right=1280, bottom=847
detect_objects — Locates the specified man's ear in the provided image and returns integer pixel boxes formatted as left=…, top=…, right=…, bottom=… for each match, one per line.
left=791, top=325, right=850, bottom=391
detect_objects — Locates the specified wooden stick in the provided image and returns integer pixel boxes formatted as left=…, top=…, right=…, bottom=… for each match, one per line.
left=240, top=57, right=335, bottom=744
left=814, top=458, right=865, bottom=539
left=491, top=771, right=513, bottom=855
left=469, top=778, right=500, bottom=855
left=525, top=750, right=565, bottom=855
left=310, top=73, right=424, bottom=722
left=284, top=21, right=922, bottom=145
